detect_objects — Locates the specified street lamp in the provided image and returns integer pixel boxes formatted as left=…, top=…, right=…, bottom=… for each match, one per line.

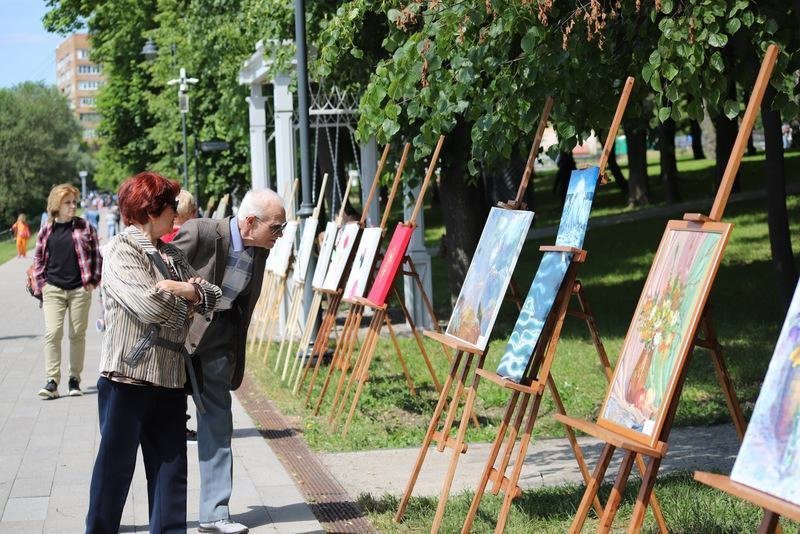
left=141, top=40, right=198, bottom=189
left=78, top=170, right=88, bottom=200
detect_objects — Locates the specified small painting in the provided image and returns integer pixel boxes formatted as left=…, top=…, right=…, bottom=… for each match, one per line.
left=343, top=227, right=383, bottom=300
left=496, top=167, right=599, bottom=381
left=321, top=222, right=360, bottom=291
left=269, top=221, right=298, bottom=276
left=731, top=281, right=800, bottom=506
left=446, top=208, right=534, bottom=350
left=366, top=223, right=414, bottom=306
left=600, top=223, right=730, bottom=446
left=293, top=218, right=319, bottom=283
left=312, top=221, right=339, bottom=289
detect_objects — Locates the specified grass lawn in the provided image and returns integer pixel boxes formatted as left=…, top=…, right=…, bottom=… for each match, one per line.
left=361, top=471, right=800, bottom=533
left=247, top=189, right=800, bottom=452
left=0, top=236, right=35, bottom=264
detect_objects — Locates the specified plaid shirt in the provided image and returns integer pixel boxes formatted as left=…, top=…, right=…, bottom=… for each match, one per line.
left=217, top=217, right=254, bottom=310
left=33, top=216, right=102, bottom=295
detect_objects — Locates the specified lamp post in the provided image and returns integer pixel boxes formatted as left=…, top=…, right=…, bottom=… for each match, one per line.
left=78, top=170, right=88, bottom=201
left=167, top=68, right=198, bottom=190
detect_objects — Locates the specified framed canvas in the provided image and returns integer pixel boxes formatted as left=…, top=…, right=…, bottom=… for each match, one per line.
left=730, top=281, right=800, bottom=506
left=599, top=220, right=732, bottom=447
left=312, top=221, right=339, bottom=289
left=366, top=223, right=414, bottom=307
left=293, top=217, right=319, bottom=283
left=269, top=220, right=298, bottom=276
left=496, top=167, right=599, bottom=381
left=321, top=222, right=360, bottom=291
left=343, top=227, right=383, bottom=300
left=446, top=207, right=534, bottom=351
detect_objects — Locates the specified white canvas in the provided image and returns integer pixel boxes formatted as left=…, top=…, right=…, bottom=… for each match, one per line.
left=293, top=217, right=319, bottom=283
left=321, top=223, right=360, bottom=291
left=311, top=221, right=339, bottom=289
left=343, top=227, right=383, bottom=300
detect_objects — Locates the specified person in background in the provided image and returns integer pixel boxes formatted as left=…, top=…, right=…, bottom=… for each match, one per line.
left=85, top=171, right=222, bottom=533
left=106, top=203, right=120, bottom=239
left=33, top=184, right=102, bottom=399
left=11, top=213, right=31, bottom=258
left=171, top=189, right=285, bottom=534
left=162, top=189, right=198, bottom=244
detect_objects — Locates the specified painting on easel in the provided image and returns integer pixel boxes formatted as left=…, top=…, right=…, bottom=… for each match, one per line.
left=730, top=281, right=800, bottom=506
left=366, top=223, right=415, bottom=306
left=321, top=222, right=360, bottom=291
left=269, top=221, right=299, bottom=275
left=344, top=227, right=383, bottom=300
left=601, top=222, right=731, bottom=445
left=496, top=166, right=599, bottom=382
left=293, top=218, right=319, bottom=283
left=312, top=221, right=339, bottom=289
left=446, top=207, right=534, bottom=350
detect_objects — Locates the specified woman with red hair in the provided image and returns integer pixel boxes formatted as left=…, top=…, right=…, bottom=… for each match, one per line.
left=86, top=172, right=221, bottom=534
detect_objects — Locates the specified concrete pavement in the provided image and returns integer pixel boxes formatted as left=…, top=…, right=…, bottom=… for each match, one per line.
left=0, top=238, right=323, bottom=533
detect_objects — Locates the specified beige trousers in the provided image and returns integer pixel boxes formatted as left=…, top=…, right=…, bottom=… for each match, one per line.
left=42, top=283, right=92, bottom=384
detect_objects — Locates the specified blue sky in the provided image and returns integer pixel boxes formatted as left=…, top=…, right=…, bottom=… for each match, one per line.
left=0, top=0, right=66, bottom=88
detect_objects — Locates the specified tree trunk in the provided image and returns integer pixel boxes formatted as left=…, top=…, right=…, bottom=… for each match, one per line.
left=747, top=132, right=758, bottom=155
left=624, top=120, right=650, bottom=206
left=713, top=80, right=740, bottom=194
left=689, top=119, right=705, bottom=159
left=659, top=117, right=680, bottom=204
left=440, top=120, right=489, bottom=303
left=607, top=148, right=629, bottom=197
left=762, top=84, right=799, bottom=312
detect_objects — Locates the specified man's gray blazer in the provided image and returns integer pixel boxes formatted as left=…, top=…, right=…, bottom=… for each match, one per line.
left=171, top=217, right=268, bottom=390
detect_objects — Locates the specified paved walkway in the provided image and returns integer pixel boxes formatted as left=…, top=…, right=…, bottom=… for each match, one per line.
left=0, top=238, right=322, bottom=533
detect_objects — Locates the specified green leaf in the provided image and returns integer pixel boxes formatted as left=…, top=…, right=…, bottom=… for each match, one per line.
left=709, top=52, right=724, bottom=72
left=661, top=0, right=674, bottom=14
left=650, top=75, right=663, bottom=93
left=658, top=107, right=671, bottom=122
left=708, top=33, right=728, bottom=47
left=387, top=9, right=400, bottom=22
left=642, top=63, right=654, bottom=83
left=741, top=12, right=754, bottom=27
left=521, top=27, right=540, bottom=54
left=648, top=49, right=661, bottom=67
left=662, top=63, right=678, bottom=81
left=350, top=47, right=363, bottom=59
left=557, top=122, right=576, bottom=139
left=723, top=99, right=739, bottom=119
left=725, top=18, right=741, bottom=34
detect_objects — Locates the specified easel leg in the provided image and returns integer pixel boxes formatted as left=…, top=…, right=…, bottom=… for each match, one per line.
left=341, top=312, right=386, bottom=436
left=330, top=309, right=377, bottom=423
left=315, top=304, right=363, bottom=415
left=405, top=257, right=453, bottom=363
left=392, top=286, right=443, bottom=391
left=384, top=314, right=417, bottom=396
left=758, top=512, right=780, bottom=534
left=395, top=351, right=466, bottom=523
left=571, top=443, right=616, bottom=534
left=598, top=451, right=636, bottom=533
left=291, top=292, right=322, bottom=392
left=627, top=455, right=662, bottom=534
left=303, top=293, right=342, bottom=404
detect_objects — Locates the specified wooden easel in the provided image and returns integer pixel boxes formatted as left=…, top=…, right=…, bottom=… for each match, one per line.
left=323, top=135, right=449, bottom=435
left=693, top=472, right=800, bottom=533
left=310, top=142, right=429, bottom=412
left=275, top=172, right=330, bottom=379
left=296, top=142, right=409, bottom=402
left=287, top=176, right=357, bottom=392
left=554, top=44, right=778, bottom=533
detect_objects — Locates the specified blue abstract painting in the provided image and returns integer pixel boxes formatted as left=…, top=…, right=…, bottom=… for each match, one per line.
left=496, top=166, right=599, bottom=382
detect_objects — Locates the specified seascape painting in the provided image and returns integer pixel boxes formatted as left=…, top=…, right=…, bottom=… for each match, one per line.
left=601, top=226, right=729, bottom=443
left=269, top=221, right=298, bottom=276
left=730, top=281, right=800, bottom=506
left=446, top=208, right=534, bottom=350
left=311, top=221, right=339, bottom=289
left=343, top=227, right=383, bottom=300
left=293, top=217, right=319, bottom=283
left=366, top=223, right=414, bottom=306
left=495, top=167, right=599, bottom=382
left=321, top=222, right=360, bottom=291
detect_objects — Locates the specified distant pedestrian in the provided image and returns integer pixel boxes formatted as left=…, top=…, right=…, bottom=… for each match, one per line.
left=11, top=213, right=31, bottom=258
left=32, top=184, right=102, bottom=399
left=85, top=171, right=221, bottom=534
left=782, top=123, right=793, bottom=150
left=106, top=204, right=120, bottom=238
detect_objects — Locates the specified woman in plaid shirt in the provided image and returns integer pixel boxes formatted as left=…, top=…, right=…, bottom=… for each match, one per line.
left=33, top=183, right=102, bottom=399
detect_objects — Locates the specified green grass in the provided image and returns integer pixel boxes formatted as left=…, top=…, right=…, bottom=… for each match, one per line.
left=0, top=236, right=34, bottom=264
left=247, top=191, right=800, bottom=452
left=362, top=471, right=800, bottom=533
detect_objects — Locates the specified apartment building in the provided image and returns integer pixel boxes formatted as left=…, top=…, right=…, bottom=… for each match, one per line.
left=55, top=33, right=104, bottom=143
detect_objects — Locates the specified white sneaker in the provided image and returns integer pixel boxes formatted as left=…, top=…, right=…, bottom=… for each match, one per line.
left=198, top=519, right=249, bottom=534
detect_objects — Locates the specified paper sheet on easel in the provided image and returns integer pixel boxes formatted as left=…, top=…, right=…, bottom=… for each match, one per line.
left=496, top=166, right=599, bottom=382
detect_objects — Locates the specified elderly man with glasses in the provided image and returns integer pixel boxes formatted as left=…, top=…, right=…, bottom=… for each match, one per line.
left=171, top=188, right=286, bottom=534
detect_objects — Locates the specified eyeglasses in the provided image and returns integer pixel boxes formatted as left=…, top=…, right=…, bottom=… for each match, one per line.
left=253, top=216, right=286, bottom=234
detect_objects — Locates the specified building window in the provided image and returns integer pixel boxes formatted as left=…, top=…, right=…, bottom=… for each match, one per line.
left=77, top=49, right=89, bottom=59
left=77, top=64, right=102, bottom=75
left=80, top=97, right=96, bottom=107
left=82, top=129, right=97, bottom=139
left=80, top=113, right=100, bottom=123
left=78, top=81, right=102, bottom=90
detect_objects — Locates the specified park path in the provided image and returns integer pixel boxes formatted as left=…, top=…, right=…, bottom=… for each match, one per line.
left=0, top=225, right=323, bottom=533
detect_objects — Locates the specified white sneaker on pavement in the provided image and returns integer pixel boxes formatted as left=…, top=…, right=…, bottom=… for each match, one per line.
left=198, top=518, right=249, bottom=534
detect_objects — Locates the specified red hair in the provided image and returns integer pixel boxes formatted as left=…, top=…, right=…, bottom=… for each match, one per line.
left=118, top=172, right=180, bottom=225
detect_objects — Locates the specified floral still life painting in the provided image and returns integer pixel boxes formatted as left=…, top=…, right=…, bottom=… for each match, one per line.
left=446, top=207, right=534, bottom=350
left=496, top=166, right=599, bottom=382
left=366, top=223, right=414, bottom=307
left=601, top=226, right=729, bottom=444
left=731, top=281, right=800, bottom=506
left=311, top=221, right=339, bottom=289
